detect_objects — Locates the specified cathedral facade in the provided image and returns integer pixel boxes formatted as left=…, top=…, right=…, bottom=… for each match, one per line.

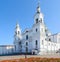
left=0, top=2, right=60, bottom=55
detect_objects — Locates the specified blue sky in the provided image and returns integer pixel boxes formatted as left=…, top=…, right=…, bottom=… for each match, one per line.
left=0, top=0, right=60, bottom=45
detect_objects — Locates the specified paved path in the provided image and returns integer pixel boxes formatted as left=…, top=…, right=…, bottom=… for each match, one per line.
left=0, top=54, right=60, bottom=61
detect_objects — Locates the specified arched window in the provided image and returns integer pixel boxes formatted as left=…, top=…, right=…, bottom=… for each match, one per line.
left=19, top=42, right=21, bottom=45
left=49, top=38, right=51, bottom=41
left=36, top=40, right=38, bottom=45
left=26, top=42, right=28, bottom=46
left=26, top=31, right=28, bottom=32
left=26, top=35, right=28, bottom=40
left=18, top=31, right=20, bottom=34
left=35, top=40, right=38, bottom=49
left=36, top=18, right=38, bottom=23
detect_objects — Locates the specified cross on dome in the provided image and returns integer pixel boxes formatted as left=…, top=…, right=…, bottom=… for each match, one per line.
left=16, top=21, right=19, bottom=28
left=37, top=0, right=41, bottom=13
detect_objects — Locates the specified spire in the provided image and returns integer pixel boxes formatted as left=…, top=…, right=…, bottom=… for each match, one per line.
left=16, top=21, right=19, bottom=28
left=16, top=22, right=21, bottom=34
left=37, top=0, right=40, bottom=13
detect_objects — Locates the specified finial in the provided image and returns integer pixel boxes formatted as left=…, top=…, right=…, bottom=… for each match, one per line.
left=16, top=20, right=19, bottom=28
left=37, top=0, right=40, bottom=13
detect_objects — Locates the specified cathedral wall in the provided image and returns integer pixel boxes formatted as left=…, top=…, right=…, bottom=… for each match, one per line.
left=32, top=23, right=40, bottom=51
left=22, top=30, right=33, bottom=53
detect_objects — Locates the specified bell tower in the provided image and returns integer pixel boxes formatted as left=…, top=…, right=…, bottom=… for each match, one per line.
left=32, top=0, right=46, bottom=54
left=14, top=22, right=22, bottom=53
left=14, top=23, right=22, bottom=40
left=34, top=0, right=44, bottom=24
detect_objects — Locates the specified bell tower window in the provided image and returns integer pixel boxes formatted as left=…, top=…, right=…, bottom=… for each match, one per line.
left=18, top=31, right=20, bottom=34
left=36, top=18, right=38, bottom=23
left=15, top=32, right=17, bottom=35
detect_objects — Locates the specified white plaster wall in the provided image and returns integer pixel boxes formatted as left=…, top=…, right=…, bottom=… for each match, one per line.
left=0, top=46, right=14, bottom=55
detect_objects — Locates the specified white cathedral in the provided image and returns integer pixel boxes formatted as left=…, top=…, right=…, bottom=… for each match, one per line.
left=0, top=2, right=60, bottom=55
